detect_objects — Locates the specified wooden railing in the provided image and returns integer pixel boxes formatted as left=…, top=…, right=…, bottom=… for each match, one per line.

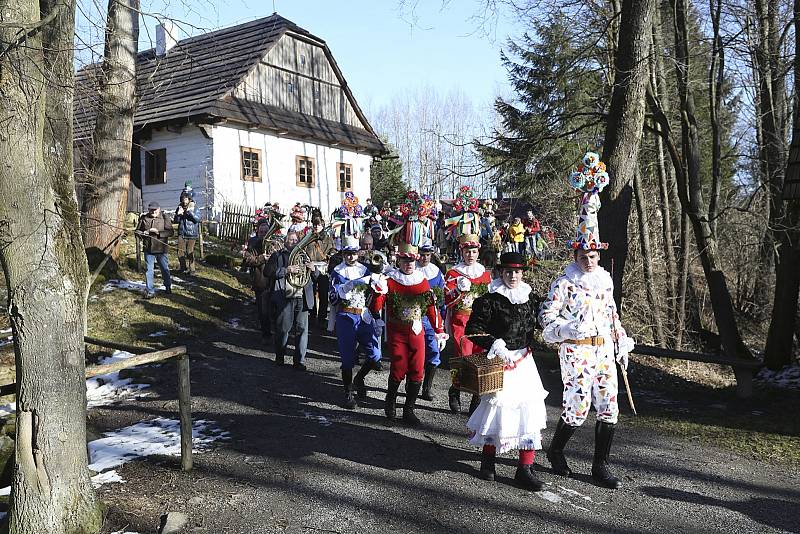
left=0, top=337, right=194, bottom=471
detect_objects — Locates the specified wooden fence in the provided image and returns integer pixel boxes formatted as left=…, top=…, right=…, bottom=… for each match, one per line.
left=217, top=201, right=255, bottom=242
left=0, top=337, right=194, bottom=471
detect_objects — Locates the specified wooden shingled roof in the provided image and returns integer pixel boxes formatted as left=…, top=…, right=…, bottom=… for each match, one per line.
left=74, top=13, right=386, bottom=155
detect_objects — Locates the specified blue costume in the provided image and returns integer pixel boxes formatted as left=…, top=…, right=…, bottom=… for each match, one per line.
left=418, top=263, right=445, bottom=366
left=329, top=261, right=382, bottom=372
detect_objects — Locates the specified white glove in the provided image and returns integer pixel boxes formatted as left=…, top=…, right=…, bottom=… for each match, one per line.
left=370, top=275, right=388, bottom=294
left=436, top=332, right=449, bottom=351
left=456, top=277, right=471, bottom=292
left=486, top=338, right=507, bottom=360
left=615, top=336, right=635, bottom=370
left=562, top=322, right=591, bottom=341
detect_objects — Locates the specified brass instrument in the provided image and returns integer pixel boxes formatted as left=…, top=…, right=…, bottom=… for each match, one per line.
left=361, top=249, right=388, bottom=274
left=286, top=226, right=330, bottom=289
left=260, top=215, right=284, bottom=256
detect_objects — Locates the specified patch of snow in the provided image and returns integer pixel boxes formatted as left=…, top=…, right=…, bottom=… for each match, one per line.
left=755, top=365, right=800, bottom=391
left=102, top=279, right=168, bottom=293
left=0, top=486, right=9, bottom=496
left=86, top=351, right=149, bottom=408
left=0, top=335, right=12, bottom=347
left=0, top=328, right=11, bottom=334
left=91, top=469, right=124, bottom=488
left=147, top=330, right=169, bottom=337
left=225, top=317, right=242, bottom=329
left=302, top=411, right=332, bottom=427
left=0, top=402, right=15, bottom=417
left=537, top=490, right=562, bottom=503
left=88, top=417, right=229, bottom=472
left=177, top=326, right=190, bottom=332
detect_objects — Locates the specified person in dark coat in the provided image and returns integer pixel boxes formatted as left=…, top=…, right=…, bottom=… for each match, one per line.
left=173, top=192, right=200, bottom=274
left=265, top=231, right=318, bottom=369
left=464, top=251, right=548, bottom=491
left=136, top=201, right=174, bottom=298
left=242, top=220, right=273, bottom=340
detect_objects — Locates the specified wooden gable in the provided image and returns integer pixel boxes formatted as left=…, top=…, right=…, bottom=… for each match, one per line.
left=233, top=33, right=363, bottom=129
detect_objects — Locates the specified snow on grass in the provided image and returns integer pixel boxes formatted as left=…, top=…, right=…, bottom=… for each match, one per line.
left=88, top=417, right=230, bottom=472
left=147, top=330, right=169, bottom=337
left=755, top=365, right=800, bottom=390
left=0, top=402, right=15, bottom=417
left=225, top=317, right=242, bottom=329
left=91, top=469, right=124, bottom=488
left=86, top=351, right=150, bottom=408
left=102, top=279, right=175, bottom=293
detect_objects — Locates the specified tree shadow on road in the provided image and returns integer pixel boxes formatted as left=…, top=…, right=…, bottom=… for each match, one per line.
left=641, top=486, right=799, bottom=532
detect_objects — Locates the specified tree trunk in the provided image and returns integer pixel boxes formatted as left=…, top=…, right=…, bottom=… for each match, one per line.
left=668, top=0, right=753, bottom=360
left=0, top=0, right=102, bottom=531
left=752, top=0, right=789, bottom=318
left=707, top=0, right=724, bottom=238
left=651, top=11, right=678, bottom=330
left=675, top=211, right=691, bottom=350
left=633, top=168, right=667, bottom=346
left=82, top=0, right=140, bottom=259
left=764, top=0, right=800, bottom=370
left=599, top=0, right=657, bottom=307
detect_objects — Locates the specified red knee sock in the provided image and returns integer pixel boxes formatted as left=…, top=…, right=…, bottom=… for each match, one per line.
left=518, top=449, right=535, bottom=466
left=482, top=444, right=496, bottom=457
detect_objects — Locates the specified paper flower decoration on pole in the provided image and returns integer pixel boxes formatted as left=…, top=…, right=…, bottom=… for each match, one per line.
left=567, top=152, right=609, bottom=250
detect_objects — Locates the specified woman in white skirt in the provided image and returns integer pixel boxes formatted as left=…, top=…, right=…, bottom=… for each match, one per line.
left=464, top=251, right=548, bottom=491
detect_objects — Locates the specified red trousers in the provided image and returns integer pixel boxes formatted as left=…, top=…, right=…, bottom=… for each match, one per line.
left=450, top=311, right=476, bottom=358
left=387, top=323, right=425, bottom=382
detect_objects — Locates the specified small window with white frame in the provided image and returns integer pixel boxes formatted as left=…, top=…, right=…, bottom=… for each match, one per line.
left=240, top=147, right=262, bottom=182
left=296, top=156, right=315, bottom=188
left=337, top=162, right=353, bottom=192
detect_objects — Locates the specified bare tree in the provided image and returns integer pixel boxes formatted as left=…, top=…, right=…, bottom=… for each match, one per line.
left=82, top=0, right=140, bottom=259
left=649, top=0, right=753, bottom=361
left=598, top=0, right=657, bottom=306
left=0, top=0, right=102, bottom=531
left=764, top=0, right=800, bottom=370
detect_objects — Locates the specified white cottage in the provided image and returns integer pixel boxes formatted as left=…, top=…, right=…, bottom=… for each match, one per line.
left=74, top=13, right=386, bottom=222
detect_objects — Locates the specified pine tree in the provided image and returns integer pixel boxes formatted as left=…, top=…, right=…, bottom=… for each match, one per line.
left=476, top=12, right=608, bottom=197
left=370, top=140, right=409, bottom=206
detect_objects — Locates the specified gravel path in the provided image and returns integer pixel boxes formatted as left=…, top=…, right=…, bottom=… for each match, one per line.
left=95, top=318, right=800, bottom=534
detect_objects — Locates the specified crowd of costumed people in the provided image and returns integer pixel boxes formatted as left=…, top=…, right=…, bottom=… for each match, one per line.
left=238, top=152, right=634, bottom=492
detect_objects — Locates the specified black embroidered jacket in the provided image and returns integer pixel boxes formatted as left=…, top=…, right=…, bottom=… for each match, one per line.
left=465, top=291, right=541, bottom=351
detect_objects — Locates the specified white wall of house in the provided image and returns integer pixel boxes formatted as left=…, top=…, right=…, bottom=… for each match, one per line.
left=210, top=123, right=372, bottom=219
left=139, top=126, right=213, bottom=216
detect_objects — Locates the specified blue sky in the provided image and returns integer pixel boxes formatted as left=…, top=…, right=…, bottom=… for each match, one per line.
left=133, top=0, right=521, bottom=115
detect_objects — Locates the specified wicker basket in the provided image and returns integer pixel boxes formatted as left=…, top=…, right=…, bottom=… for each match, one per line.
left=455, top=353, right=504, bottom=395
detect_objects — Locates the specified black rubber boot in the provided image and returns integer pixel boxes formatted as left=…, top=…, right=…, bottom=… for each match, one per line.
left=384, top=379, right=401, bottom=420
left=547, top=417, right=577, bottom=477
left=342, top=370, right=357, bottom=410
left=353, top=361, right=373, bottom=399
left=479, top=452, right=496, bottom=481
left=420, top=364, right=437, bottom=401
left=467, top=394, right=480, bottom=416
left=177, top=256, right=187, bottom=273
left=402, top=381, right=422, bottom=426
left=591, top=421, right=622, bottom=489
left=514, top=465, right=545, bottom=491
left=448, top=386, right=461, bottom=413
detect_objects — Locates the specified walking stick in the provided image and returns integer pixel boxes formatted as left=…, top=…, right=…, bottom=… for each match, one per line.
left=611, top=259, right=637, bottom=416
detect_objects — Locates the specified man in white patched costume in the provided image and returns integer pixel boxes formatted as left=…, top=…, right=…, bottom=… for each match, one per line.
left=538, top=152, right=635, bottom=490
